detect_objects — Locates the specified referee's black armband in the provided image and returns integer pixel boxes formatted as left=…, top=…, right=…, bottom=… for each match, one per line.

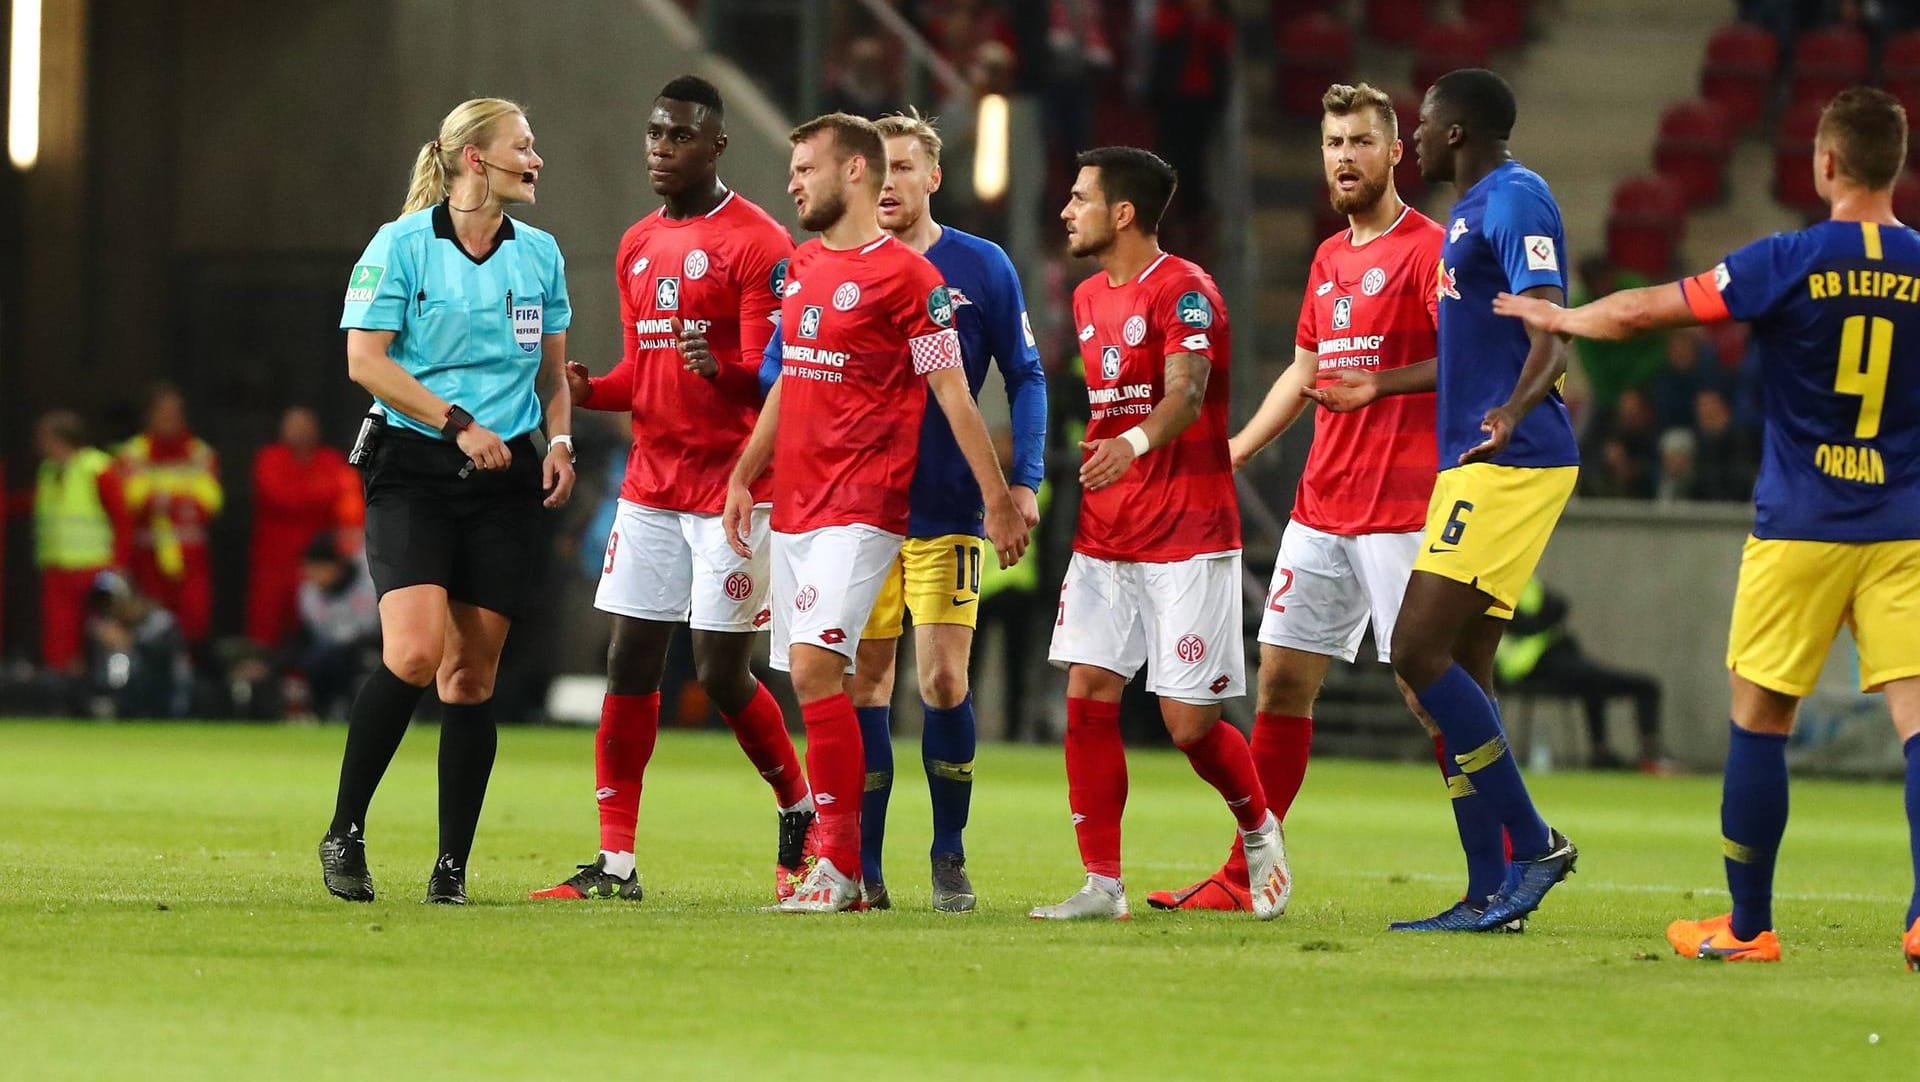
left=441, top=405, right=475, bottom=441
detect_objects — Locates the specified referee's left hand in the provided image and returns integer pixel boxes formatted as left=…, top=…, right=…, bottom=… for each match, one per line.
left=673, top=317, right=718, bottom=379
left=543, top=444, right=576, bottom=508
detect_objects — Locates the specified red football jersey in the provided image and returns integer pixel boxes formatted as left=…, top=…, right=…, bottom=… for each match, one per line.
left=772, top=234, right=962, bottom=535
left=1072, top=252, right=1240, bottom=562
left=588, top=190, right=793, bottom=514
left=1292, top=206, right=1441, bottom=535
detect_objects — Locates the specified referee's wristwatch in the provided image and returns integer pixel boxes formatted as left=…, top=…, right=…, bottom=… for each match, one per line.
left=548, top=434, right=576, bottom=462
left=441, top=404, right=475, bottom=442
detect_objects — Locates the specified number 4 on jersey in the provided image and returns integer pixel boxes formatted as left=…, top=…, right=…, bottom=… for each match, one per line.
left=1836, top=314, right=1891, bottom=439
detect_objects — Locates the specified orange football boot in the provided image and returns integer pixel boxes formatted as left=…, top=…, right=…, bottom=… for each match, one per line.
left=1666, top=913, right=1781, bottom=962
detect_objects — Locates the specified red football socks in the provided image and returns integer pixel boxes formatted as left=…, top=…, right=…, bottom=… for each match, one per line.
left=723, top=681, right=809, bottom=808
left=1065, top=697, right=1127, bottom=879
left=800, top=693, right=864, bottom=872
left=1179, top=720, right=1270, bottom=831
left=1252, top=711, right=1313, bottom=821
left=595, top=691, right=660, bottom=855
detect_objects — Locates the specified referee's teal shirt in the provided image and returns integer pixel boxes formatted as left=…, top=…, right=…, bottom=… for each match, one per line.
left=340, top=201, right=572, bottom=440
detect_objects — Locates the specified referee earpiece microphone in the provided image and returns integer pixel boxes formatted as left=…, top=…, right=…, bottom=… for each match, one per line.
left=479, top=160, right=536, bottom=183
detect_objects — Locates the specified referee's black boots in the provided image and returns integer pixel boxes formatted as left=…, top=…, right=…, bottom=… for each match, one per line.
left=318, top=832, right=375, bottom=902
left=424, top=856, right=469, bottom=905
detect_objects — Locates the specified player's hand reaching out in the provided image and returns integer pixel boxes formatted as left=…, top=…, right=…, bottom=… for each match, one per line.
left=1302, top=370, right=1379, bottom=413
left=1491, top=291, right=1564, bottom=334
left=722, top=477, right=755, bottom=557
left=984, top=496, right=1030, bottom=569
left=1079, top=436, right=1138, bottom=491
left=1460, top=406, right=1519, bottom=464
left=673, top=317, right=718, bottom=379
left=564, top=362, right=593, bottom=405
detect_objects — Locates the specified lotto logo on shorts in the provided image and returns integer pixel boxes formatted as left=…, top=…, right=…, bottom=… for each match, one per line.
left=753, top=608, right=771, bottom=629
left=1209, top=674, right=1230, bottom=694
left=724, top=572, right=754, bottom=601
left=796, top=586, right=818, bottom=612
left=819, top=629, right=846, bottom=645
left=1176, top=633, right=1207, bottom=663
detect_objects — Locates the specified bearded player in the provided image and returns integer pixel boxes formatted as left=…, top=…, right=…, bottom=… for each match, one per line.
left=1150, top=84, right=1515, bottom=928
left=534, top=76, right=813, bottom=903
left=761, top=111, right=1047, bottom=911
left=1031, top=146, right=1287, bottom=921
left=725, top=112, right=1029, bottom=913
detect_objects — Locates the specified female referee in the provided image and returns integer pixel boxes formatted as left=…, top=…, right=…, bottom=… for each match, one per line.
left=319, top=97, right=576, bottom=905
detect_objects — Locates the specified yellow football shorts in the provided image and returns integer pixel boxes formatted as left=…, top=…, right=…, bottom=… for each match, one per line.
left=1727, top=536, right=1920, bottom=696
left=862, top=534, right=986, bottom=639
left=1410, top=462, right=1579, bottom=617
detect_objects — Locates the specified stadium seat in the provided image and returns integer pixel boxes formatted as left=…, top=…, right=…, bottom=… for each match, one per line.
left=1895, top=173, right=1920, bottom=226
left=1881, top=30, right=1920, bottom=158
left=1698, top=22, right=1779, bottom=131
left=1773, top=99, right=1826, bottom=215
left=1460, top=0, right=1529, bottom=51
left=1276, top=13, right=1355, bottom=118
left=1605, top=175, right=1688, bottom=279
left=1788, top=26, right=1869, bottom=108
left=1363, top=0, right=1428, bottom=45
left=1413, top=21, right=1491, bottom=95
left=1653, top=98, right=1735, bottom=206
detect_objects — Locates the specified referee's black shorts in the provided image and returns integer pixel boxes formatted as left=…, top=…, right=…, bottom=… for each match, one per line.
left=361, top=427, right=544, bottom=620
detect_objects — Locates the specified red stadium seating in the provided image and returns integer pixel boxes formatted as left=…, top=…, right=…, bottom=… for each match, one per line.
left=1789, top=26, right=1869, bottom=108
left=1363, top=0, right=1428, bottom=45
left=1460, top=0, right=1529, bottom=51
left=1774, top=100, right=1826, bottom=215
left=1699, top=22, right=1779, bottom=131
left=1276, top=13, right=1355, bottom=118
left=1882, top=30, right=1920, bottom=158
left=1605, top=175, right=1688, bottom=278
left=1413, top=21, right=1491, bottom=95
left=1654, top=98, right=1735, bottom=206
left=1895, top=173, right=1920, bottom=226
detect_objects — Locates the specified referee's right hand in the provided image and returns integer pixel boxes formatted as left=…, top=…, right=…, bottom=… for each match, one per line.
left=455, top=424, right=512, bottom=471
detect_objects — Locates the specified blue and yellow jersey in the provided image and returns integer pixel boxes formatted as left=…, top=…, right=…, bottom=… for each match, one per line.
left=1681, top=220, right=1920, bottom=541
left=762, top=225, right=1046, bottom=538
left=340, top=201, right=571, bottom=441
left=1436, top=160, right=1579, bottom=471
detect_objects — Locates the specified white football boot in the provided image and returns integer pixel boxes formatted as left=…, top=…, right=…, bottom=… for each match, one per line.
left=1242, top=812, right=1291, bottom=920
left=775, top=857, right=865, bottom=913
left=1028, top=873, right=1130, bottom=921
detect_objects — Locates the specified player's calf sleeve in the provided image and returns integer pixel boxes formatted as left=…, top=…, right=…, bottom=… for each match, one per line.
left=1252, top=712, right=1312, bottom=822
left=596, top=691, right=660, bottom=856
left=800, top=693, right=865, bottom=874
left=1435, top=733, right=1510, bottom=904
left=1906, top=733, right=1920, bottom=929
left=856, top=705, right=893, bottom=886
left=721, top=681, right=807, bottom=808
left=329, top=665, right=429, bottom=837
left=1415, top=664, right=1550, bottom=857
left=923, top=695, right=977, bottom=859
left=1177, top=720, right=1269, bottom=831
left=1065, top=697, right=1127, bottom=879
left=437, top=699, right=499, bottom=872
left=1723, top=722, right=1791, bottom=940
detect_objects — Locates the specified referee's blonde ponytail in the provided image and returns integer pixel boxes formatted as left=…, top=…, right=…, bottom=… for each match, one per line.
left=402, top=97, right=527, bottom=215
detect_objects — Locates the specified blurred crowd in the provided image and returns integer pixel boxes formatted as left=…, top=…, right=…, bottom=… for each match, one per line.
left=1568, top=257, right=1763, bottom=503
left=1738, top=0, right=1920, bottom=45
left=14, top=390, right=376, bottom=720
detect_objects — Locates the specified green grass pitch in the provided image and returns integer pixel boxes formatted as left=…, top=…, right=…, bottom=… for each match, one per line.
left=0, top=719, right=1913, bottom=1079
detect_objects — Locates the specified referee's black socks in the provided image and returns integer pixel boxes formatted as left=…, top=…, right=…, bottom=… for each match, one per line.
left=437, top=699, right=498, bottom=876
left=330, top=665, right=431, bottom=838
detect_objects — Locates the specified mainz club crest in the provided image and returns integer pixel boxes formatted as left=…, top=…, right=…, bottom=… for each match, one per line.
left=833, top=282, right=861, bottom=310
left=684, top=249, right=711, bottom=279
left=724, top=572, right=753, bottom=601
left=1122, top=315, right=1147, bottom=346
left=1176, top=633, right=1207, bottom=663
left=796, top=585, right=818, bottom=612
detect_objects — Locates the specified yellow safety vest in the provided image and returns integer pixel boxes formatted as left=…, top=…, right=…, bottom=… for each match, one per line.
left=35, top=448, right=117, bottom=570
left=120, top=434, right=223, bottom=578
left=1494, top=577, right=1561, bottom=685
